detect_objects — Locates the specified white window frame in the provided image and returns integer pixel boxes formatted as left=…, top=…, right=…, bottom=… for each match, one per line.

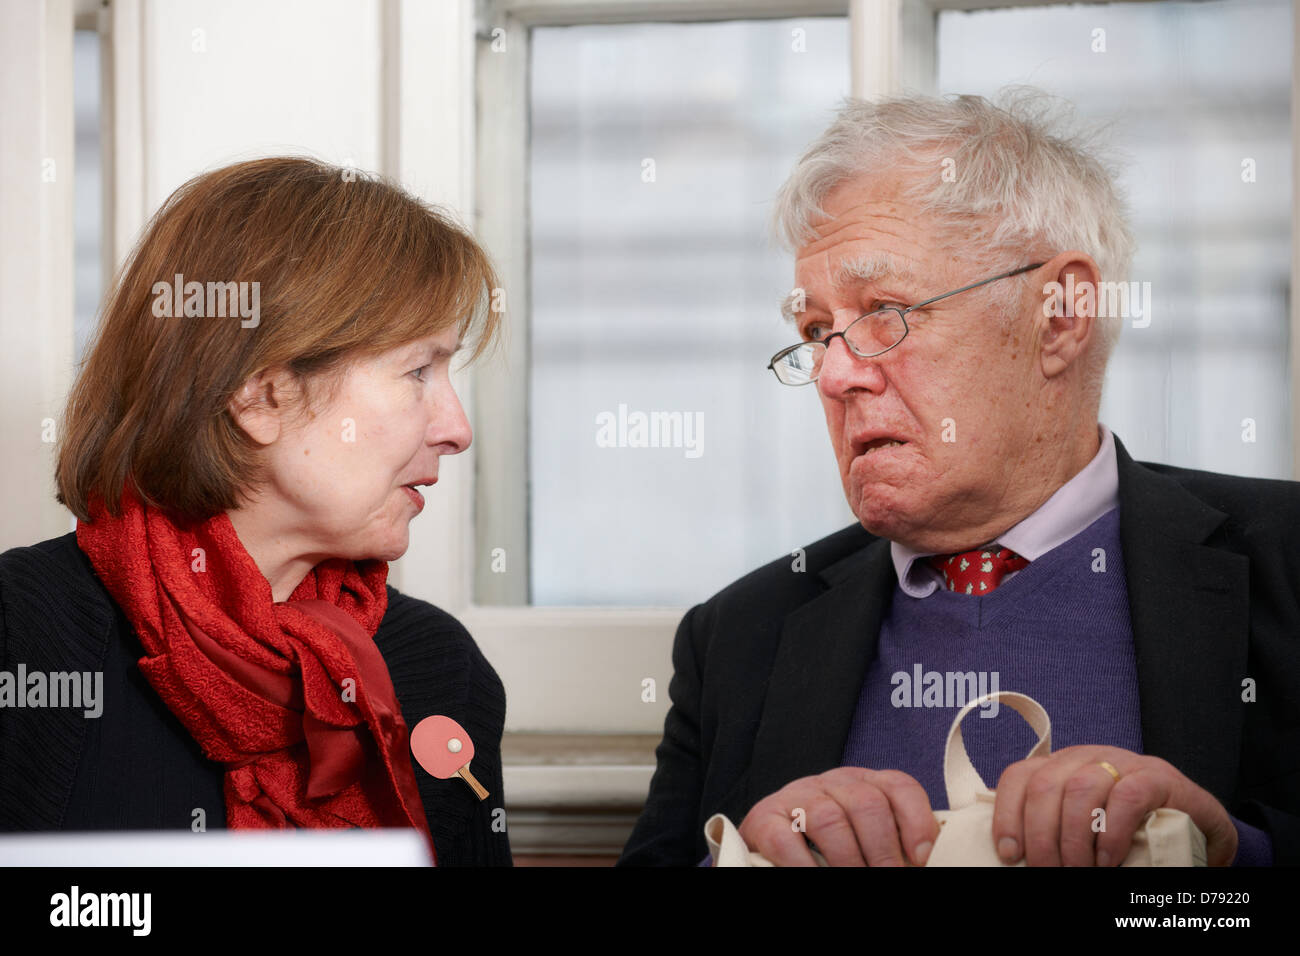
left=1, top=0, right=77, bottom=552
left=0, top=0, right=147, bottom=555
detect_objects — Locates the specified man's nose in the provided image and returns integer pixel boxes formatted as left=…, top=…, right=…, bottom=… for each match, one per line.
left=816, top=314, right=886, bottom=401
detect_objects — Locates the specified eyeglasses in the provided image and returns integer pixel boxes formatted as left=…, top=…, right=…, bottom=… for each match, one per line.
left=767, top=262, right=1045, bottom=386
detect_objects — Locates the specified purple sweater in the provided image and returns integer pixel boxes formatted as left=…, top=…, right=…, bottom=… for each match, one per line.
left=838, top=506, right=1270, bottom=866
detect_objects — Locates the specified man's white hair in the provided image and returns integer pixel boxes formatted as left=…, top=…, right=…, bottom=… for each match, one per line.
left=773, top=87, right=1136, bottom=409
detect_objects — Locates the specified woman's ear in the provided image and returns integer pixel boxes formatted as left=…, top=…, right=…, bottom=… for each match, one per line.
left=227, top=367, right=297, bottom=446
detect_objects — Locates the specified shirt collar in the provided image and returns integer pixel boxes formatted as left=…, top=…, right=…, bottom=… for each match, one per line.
left=890, top=422, right=1120, bottom=598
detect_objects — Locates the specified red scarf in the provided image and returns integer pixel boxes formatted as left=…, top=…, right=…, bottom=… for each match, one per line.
left=76, top=488, right=435, bottom=860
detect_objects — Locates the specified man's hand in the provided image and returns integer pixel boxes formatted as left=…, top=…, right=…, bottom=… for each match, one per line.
left=737, top=767, right=940, bottom=867
left=991, top=745, right=1239, bottom=867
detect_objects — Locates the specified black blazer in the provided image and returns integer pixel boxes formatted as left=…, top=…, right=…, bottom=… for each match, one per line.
left=0, top=531, right=512, bottom=866
left=619, top=434, right=1300, bottom=866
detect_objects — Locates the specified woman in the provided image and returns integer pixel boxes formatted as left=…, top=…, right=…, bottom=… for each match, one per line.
left=0, top=157, right=510, bottom=865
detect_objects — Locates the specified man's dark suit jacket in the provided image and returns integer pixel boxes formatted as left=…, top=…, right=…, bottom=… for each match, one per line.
left=619, top=434, right=1300, bottom=865
left=0, top=532, right=512, bottom=866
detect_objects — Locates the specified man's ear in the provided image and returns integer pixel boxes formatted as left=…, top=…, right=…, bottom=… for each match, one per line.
left=1037, top=251, right=1102, bottom=379
left=227, top=366, right=297, bottom=446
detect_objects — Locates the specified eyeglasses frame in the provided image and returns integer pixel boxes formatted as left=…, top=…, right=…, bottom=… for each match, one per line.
left=767, top=261, right=1047, bottom=385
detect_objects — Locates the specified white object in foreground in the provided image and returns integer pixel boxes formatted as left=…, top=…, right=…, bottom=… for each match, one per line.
left=0, top=828, right=433, bottom=867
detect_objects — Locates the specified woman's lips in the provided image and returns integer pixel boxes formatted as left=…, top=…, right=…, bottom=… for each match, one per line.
left=402, top=485, right=425, bottom=511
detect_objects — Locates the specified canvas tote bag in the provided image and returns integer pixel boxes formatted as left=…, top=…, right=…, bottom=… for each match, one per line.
left=705, top=691, right=1206, bottom=867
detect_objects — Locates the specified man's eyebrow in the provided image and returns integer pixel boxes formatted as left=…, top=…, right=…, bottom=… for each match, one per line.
left=781, top=253, right=920, bottom=323
left=833, top=252, right=918, bottom=291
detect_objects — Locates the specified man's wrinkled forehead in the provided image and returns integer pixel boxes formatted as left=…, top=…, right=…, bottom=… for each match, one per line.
left=801, top=171, right=918, bottom=246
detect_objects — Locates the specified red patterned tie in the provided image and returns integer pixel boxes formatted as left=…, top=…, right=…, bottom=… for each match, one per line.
left=927, top=546, right=1029, bottom=595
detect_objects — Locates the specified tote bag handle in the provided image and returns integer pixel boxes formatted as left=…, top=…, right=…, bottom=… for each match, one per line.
left=944, top=691, right=1052, bottom=810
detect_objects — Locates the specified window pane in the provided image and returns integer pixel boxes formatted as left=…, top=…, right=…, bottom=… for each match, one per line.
left=939, top=0, right=1292, bottom=478
left=529, top=18, right=854, bottom=606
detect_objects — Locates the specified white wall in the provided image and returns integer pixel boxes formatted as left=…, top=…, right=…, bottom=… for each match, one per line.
left=0, top=0, right=75, bottom=553
left=143, top=0, right=381, bottom=209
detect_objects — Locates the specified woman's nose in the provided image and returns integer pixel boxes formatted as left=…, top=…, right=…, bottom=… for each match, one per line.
left=430, top=381, right=473, bottom=453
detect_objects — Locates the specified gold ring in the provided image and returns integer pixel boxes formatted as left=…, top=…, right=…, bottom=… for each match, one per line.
left=1098, top=760, right=1121, bottom=783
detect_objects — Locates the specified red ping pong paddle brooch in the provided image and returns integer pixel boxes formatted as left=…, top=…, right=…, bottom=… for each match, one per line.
left=410, top=715, right=489, bottom=801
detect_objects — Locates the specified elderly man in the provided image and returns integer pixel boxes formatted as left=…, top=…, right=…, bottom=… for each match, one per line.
left=618, top=92, right=1300, bottom=867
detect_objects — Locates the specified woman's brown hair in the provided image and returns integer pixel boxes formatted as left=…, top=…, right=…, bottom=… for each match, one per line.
left=57, top=157, right=501, bottom=524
